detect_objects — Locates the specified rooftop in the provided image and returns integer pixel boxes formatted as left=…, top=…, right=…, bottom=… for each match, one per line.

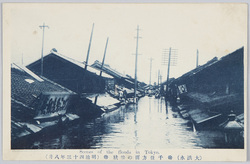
left=11, top=63, right=74, bottom=108
left=92, top=60, right=126, bottom=79
left=42, top=50, right=114, bottom=79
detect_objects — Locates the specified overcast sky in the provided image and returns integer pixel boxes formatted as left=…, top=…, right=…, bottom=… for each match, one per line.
left=5, top=3, right=247, bottom=84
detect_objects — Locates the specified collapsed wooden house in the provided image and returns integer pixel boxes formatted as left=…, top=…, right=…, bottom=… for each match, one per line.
left=27, top=50, right=114, bottom=95
left=26, top=50, right=122, bottom=114
left=11, top=63, right=79, bottom=144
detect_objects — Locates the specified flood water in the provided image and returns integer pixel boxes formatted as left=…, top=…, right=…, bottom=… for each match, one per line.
left=24, top=96, right=226, bottom=149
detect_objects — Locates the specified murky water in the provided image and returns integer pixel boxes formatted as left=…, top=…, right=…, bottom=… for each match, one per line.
left=24, top=96, right=226, bottom=149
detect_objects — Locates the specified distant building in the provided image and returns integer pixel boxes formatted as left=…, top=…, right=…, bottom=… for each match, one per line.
left=91, top=60, right=129, bottom=88
left=27, top=50, right=114, bottom=95
left=92, top=60, right=146, bottom=89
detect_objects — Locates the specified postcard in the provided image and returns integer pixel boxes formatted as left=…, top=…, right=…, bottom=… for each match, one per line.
left=2, top=3, right=247, bottom=161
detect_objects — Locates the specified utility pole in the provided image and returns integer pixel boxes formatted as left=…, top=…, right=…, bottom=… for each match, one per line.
left=149, top=57, right=153, bottom=85
left=39, top=23, right=49, bottom=76
left=94, top=37, right=109, bottom=105
left=158, top=70, right=160, bottom=86
left=196, top=49, right=199, bottom=68
left=134, top=25, right=142, bottom=103
left=162, top=48, right=178, bottom=92
left=166, top=47, right=171, bottom=92
left=85, top=23, right=94, bottom=70
left=81, top=23, right=94, bottom=94
left=100, top=37, right=109, bottom=76
left=21, top=53, right=23, bottom=65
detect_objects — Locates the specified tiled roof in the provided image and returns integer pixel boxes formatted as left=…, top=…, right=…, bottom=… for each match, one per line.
left=12, top=63, right=44, bottom=82
left=11, top=64, right=73, bottom=108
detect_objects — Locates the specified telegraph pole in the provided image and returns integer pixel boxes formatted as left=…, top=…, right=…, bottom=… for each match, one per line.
left=196, top=49, right=199, bottom=68
left=100, top=37, right=109, bottom=76
left=162, top=47, right=178, bottom=99
left=158, top=70, right=160, bottom=86
left=22, top=53, right=23, bottom=65
left=166, top=47, right=171, bottom=92
left=85, top=23, right=95, bottom=70
left=39, top=23, right=49, bottom=76
left=134, top=25, right=142, bottom=103
left=149, top=57, right=154, bottom=85
left=94, top=37, right=109, bottom=105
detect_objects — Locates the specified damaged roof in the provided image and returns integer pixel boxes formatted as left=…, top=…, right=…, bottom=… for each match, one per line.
left=11, top=63, right=74, bottom=108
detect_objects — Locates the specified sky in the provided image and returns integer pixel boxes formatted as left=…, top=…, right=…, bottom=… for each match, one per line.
left=5, top=3, right=247, bottom=84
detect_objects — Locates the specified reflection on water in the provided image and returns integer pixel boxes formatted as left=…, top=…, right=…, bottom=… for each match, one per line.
left=29, top=96, right=225, bottom=149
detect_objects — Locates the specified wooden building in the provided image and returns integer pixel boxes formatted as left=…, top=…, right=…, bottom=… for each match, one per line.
left=11, top=63, right=78, bottom=142
left=169, top=47, right=244, bottom=127
left=92, top=60, right=146, bottom=89
left=27, top=50, right=114, bottom=95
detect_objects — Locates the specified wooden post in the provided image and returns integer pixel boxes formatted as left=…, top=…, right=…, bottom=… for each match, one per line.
left=84, top=23, right=94, bottom=70
left=149, top=57, right=153, bottom=85
left=39, top=23, right=49, bottom=76
left=95, top=37, right=109, bottom=105
left=166, top=47, right=171, bottom=93
left=134, top=25, right=141, bottom=103
left=100, top=37, right=109, bottom=76
left=196, top=49, right=199, bottom=68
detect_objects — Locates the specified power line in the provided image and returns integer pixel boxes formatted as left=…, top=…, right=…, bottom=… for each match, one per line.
left=162, top=48, right=178, bottom=66
left=161, top=47, right=178, bottom=95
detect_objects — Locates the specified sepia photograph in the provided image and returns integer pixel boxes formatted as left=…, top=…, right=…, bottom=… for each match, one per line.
left=2, top=2, right=247, bottom=161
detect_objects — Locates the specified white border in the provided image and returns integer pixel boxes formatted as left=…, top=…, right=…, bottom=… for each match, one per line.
left=1, top=0, right=249, bottom=163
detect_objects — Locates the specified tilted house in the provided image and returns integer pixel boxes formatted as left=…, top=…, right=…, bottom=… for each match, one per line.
left=27, top=50, right=114, bottom=96
left=169, top=47, right=244, bottom=127
left=11, top=63, right=77, bottom=142
left=26, top=50, right=122, bottom=116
